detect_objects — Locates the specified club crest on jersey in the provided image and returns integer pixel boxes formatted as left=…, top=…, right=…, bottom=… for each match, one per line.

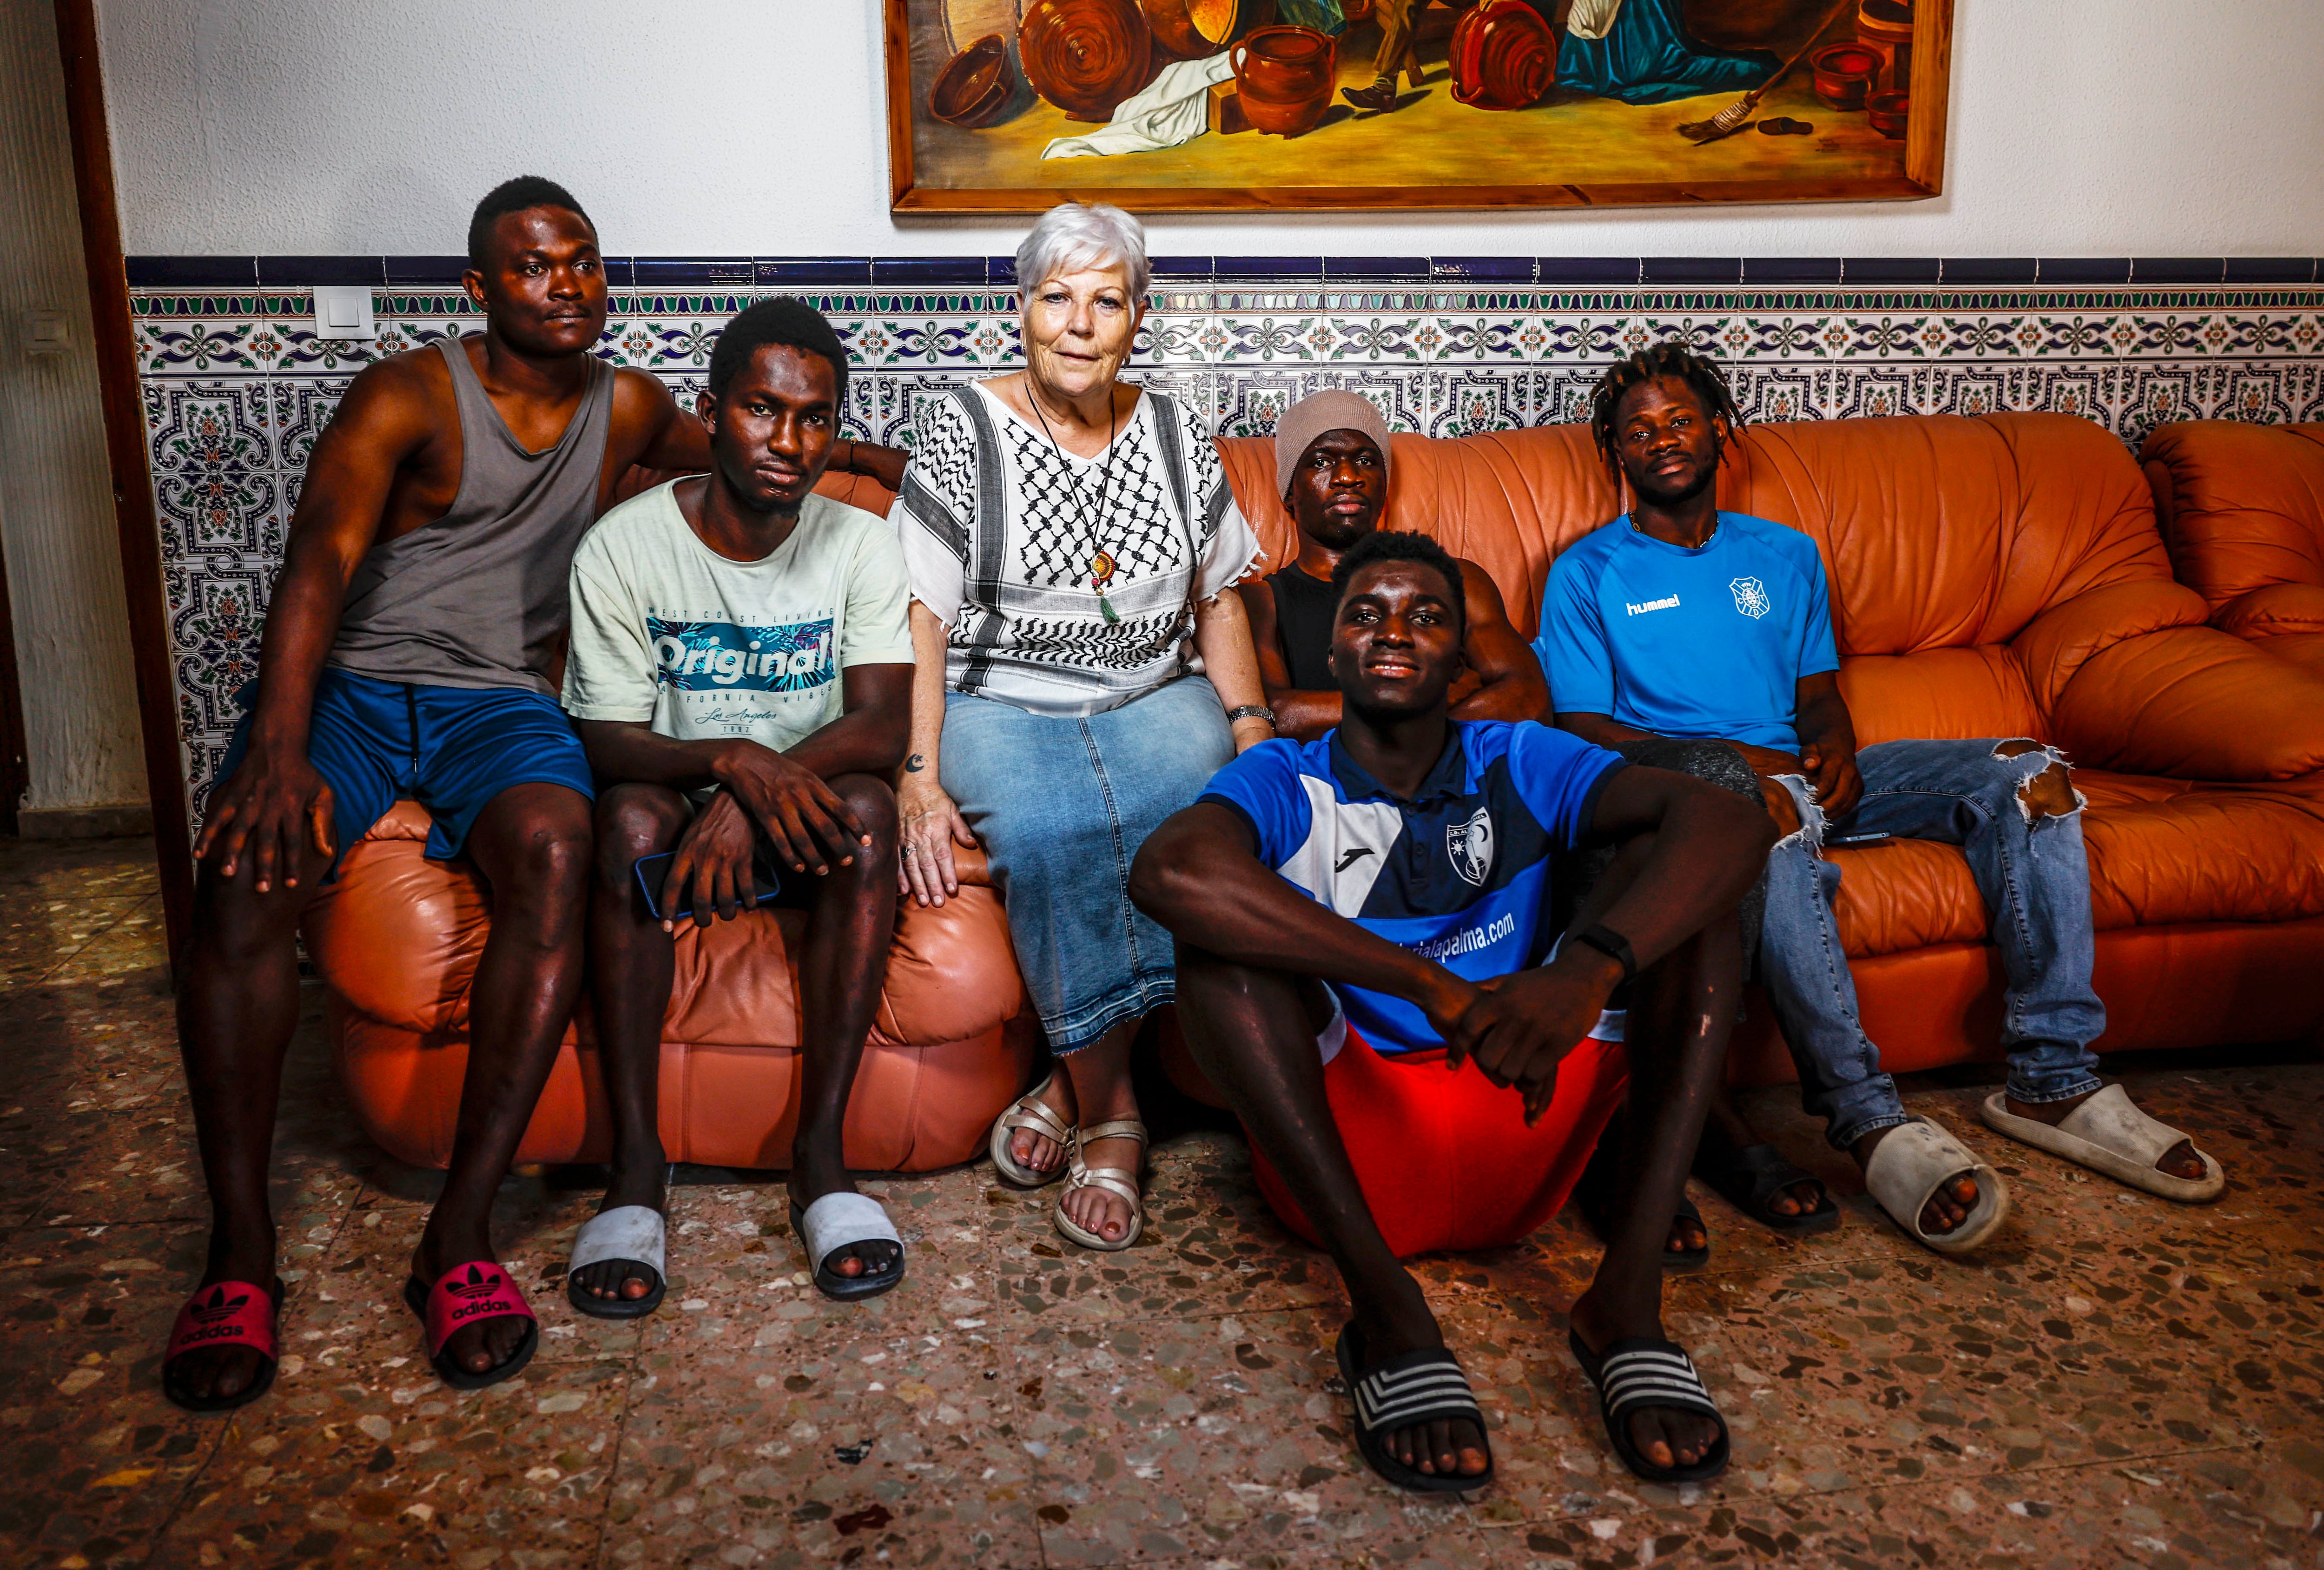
left=1446, top=806, right=1495, bottom=888
left=1729, top=576, right=1772, bottom=619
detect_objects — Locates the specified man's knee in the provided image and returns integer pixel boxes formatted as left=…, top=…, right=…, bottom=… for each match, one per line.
left=492, top=798, right=594, bottom=896
left=1627, top=736, right=1762, bottom=803
left=593, top=785, right=687, bottom=884
left=1992, top=740, right=2080, bottom=821
left=830, top=773, right=898, bottom=845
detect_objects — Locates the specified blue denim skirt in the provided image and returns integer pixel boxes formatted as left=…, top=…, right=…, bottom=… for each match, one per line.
left=941, top=676, right=1234, bottom=1054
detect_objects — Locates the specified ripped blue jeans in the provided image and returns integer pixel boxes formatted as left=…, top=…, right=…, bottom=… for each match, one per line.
left=1759, top=737, right=2105, bottom=1151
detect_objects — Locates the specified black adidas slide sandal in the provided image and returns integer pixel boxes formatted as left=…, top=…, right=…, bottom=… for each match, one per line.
left=1568, top=1328, right=1730, bottom=1484
left=1334, top=1321, right=1493, bottom=1494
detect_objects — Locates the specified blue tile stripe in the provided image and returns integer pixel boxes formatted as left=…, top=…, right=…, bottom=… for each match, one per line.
left=125, top=255, right=2324, bottom=290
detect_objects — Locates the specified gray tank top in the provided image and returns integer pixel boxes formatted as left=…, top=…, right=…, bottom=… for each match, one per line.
left=327, top=336, right=616, bottom=693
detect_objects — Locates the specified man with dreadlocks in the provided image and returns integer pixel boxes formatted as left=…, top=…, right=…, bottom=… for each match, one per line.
left=1534, top=344, right=2225, bottom=1259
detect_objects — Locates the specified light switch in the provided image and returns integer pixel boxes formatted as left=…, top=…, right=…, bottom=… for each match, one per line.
left=23, top=309, right=68, bottom=354
left=313, top=285, right=376, bottom=341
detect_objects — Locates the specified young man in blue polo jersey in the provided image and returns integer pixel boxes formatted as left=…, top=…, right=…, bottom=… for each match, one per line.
left=1538, top=344, right=2224, bottom=1257
left=1132, top=530, right=1774, bottom=1491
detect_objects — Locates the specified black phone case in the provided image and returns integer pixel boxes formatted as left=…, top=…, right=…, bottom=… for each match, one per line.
left=634, top=848, right=785, bottom=924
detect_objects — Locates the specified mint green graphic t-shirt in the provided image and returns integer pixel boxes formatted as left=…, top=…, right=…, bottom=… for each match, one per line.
left=563, top=479, right=913, bottom=754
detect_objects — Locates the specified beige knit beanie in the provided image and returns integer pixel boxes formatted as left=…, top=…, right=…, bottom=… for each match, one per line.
left=1274, top=390, right=1392, bottom=494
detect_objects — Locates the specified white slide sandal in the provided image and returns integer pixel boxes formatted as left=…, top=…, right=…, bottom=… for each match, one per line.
left=566, top=1204, right=668, bottom=1320
left=1979, top=1085, right=2225, bottom=1202
left=1862, top=1119, right=2011, bottom=1253
left=791, top=1192, right=906, bottom=1301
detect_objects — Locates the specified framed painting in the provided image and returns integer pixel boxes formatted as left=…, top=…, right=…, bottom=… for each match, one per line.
left=885, top=0, right=1950, bottom=213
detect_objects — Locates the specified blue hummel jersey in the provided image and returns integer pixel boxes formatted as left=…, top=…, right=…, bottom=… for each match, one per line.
left=1197, top=721, right=1625, bottom=1056
left=1534, top=511, right=1839, bottom=751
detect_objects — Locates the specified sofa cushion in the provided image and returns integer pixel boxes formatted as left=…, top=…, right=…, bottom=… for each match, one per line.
left=2141, top=422, right=2324, bottom=612
left=303, top=802, right=1021, bottom=1046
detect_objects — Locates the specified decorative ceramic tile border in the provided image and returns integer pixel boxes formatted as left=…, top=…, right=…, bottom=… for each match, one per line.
left=128, top=260, right=2324, bottom=828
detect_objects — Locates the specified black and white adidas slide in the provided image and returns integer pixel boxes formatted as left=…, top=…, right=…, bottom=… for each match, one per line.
left=1333, top=1321, right=1494, bottom=1494
left=1567, top=1329, right=1730, bottom=1484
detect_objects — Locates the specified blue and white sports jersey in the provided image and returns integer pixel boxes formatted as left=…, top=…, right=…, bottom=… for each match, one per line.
left=1534, top=511, right=1838, bottom=751
left=1198, top=721, right=1625, bottom=1056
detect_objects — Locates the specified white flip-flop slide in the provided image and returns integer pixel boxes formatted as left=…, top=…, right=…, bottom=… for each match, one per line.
left=1979, top=1085, right=2225, bottom=1202
left=1862, top=1119, right=2010, bottom=1253
left=566, top=1205, right=667, bottom=1319
left=791, top=1192, right=905, bottom=1301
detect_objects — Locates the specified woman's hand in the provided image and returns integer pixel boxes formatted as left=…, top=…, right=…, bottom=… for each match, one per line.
left=898, top=776, right=977, bottom=908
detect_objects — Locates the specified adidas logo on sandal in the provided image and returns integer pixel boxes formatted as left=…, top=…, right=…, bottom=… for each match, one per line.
left=187, top=1285, right=251, bottom=1322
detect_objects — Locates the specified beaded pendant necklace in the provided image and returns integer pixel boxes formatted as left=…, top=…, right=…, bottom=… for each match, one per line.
left=1027, top=387, right=1126, bottom=625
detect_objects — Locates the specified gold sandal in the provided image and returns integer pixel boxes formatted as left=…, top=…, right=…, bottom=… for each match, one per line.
left=988, top=1070, right=1073, bottom=1188
left=1053, top=1120, right=1147, bottom=1252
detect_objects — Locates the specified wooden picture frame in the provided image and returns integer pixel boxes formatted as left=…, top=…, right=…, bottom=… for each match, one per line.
left=887, top=0, right=1951, bottom=214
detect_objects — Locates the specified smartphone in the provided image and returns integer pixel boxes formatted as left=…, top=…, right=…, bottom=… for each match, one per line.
left=1825, top=828, right=1893, bottom=848
left=634, top=848, right=785, bottom=925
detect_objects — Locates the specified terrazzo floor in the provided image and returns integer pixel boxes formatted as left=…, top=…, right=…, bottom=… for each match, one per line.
left=2, top=834, right=2321, bottom=1570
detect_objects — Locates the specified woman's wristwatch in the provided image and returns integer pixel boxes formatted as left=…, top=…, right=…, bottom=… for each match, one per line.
left=1226, top=704, right=1278, bottom=733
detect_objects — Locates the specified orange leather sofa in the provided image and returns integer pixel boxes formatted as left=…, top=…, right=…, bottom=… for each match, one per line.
left=1215, top=413, right=2324, bottom=1086
left=2140, top=422, right=2324, bottom=676
left=301, top=468, right=1037, bottom=1171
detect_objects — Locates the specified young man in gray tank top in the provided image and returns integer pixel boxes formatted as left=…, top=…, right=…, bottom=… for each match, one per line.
left=164, top=179, right=734, bottom=1408
left=1237, top=391, right=1544, bottom=742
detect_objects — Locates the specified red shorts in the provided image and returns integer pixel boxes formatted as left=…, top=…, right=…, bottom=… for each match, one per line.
left=1246, top=1009, right=1629, bottom=1260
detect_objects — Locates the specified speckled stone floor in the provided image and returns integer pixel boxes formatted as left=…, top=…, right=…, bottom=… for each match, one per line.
left=2, top=834, right=2321, bottom=1570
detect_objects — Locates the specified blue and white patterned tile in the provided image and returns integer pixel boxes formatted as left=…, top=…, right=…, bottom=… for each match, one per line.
left=268, top=378, right=354, bottom=475
left=1427, top=367, right=1532, bottom=439
left=145, top=378, right=271, bottom=476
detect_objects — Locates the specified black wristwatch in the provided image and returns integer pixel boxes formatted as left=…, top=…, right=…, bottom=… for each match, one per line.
left=1226, top=704, right=1278, bottom=731
left=1571, top=923, right=1637, bottom=983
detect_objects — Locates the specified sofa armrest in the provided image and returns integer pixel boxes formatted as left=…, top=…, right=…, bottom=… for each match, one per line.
left=2216, top=582, right=2324, bottom=641
left=2011, top=580, right=2208, bottom=714
left=2047, top=623, right=2324, bottom=781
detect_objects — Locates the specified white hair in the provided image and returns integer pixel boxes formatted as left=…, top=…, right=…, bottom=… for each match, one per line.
left=1014, top=202, right=1150, bottom=299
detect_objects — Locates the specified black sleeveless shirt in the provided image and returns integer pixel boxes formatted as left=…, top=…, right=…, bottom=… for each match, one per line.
left=1266, top=564, right=1340, bottom=691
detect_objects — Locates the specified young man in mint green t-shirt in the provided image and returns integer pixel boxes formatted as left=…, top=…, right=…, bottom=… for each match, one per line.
left=561, top=300, right=915, bottom=1312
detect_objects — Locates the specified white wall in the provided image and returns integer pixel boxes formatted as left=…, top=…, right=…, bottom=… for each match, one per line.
left=97, top=0, right=2324, bottom=259
left=0, top=0, right=145, bottom=815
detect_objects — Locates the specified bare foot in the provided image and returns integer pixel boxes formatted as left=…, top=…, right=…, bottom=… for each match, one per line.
left=409, top=1243, right=532, bottom=1378
left=1008, top=1074, right=1078, bottom=1179
left=1568, top=1289, right=1722, bottom=1473
left=570, top=1151, right=667, bottom=1304
left=1855, top=1125, right=1979, bottom=1233
left=2005, top=1087, right=2204, bottom=1179
left=1353, top=1298, right=1490, bottom=1480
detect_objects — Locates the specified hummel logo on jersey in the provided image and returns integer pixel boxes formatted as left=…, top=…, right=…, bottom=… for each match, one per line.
left=1624, top=594, right=1681, bottom=616
left=1335, top=847, right=1375, bottom=873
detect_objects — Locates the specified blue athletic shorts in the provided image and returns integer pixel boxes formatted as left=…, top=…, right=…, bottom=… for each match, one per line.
left=216, top=668, right=595, bottom=870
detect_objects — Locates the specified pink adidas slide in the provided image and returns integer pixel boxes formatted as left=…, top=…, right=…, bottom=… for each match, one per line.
left=161, top=1278, right=284, bottom=1413
left=403, top=1262, right=538, bottom=1391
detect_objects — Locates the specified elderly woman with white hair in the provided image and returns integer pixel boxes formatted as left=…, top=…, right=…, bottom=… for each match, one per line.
left=892, top=202, right=1271, bottom=1251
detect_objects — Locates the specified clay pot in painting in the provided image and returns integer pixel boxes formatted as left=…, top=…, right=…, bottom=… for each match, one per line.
left=1449, top=0, right=1555, bottom=112
left=931, top=34, right=1020, bottom=128
left=1866, top=89, right=1908, bottom=138
left=1809, top=42, right=1878, bottom=109
left=1018, top=0, right=1155, bottom=122
left=1229, top=24, right=1335, bottom=135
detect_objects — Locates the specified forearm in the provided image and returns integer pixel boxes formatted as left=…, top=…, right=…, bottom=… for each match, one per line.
left=835, top=440, right=909, bottom=492
left=245, top=546, right=359, bottom=751
left=1796, top=688, right=1855, bottom=757
left=1192, top=590, right=1273, bottom=750
left=1589, top=791, right=1772, bottom=971
left=577, top=722, right=732, bottom=791
left=902, top=603, right=951, bottom=783
left=1269, top=688, right=1343, bottom=743
left=1554, top=710, right=1657, bottom=748
left=1452, top=672, right=1550, bottom=725
left=779, top=698, right=909, bottom=781
left=1135, top=816, right=1454, bottom=1009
